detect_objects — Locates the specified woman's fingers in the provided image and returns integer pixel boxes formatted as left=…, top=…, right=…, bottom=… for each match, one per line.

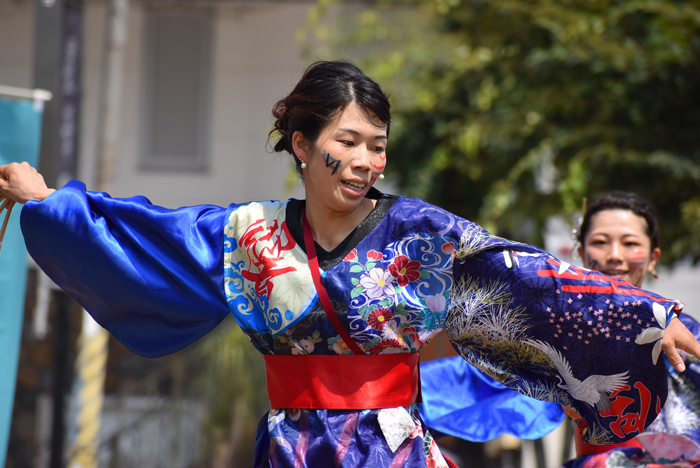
left=662, top=317, right=700, bottom=372
left=0, top=162, right=54, bottom=203
left=0, top=163, right=23, bottom=199
left=677, top=329, right=700, bottom=362
left=663, top=340, right=686, bottom=372
left=0, top=165, right=10, bottom=196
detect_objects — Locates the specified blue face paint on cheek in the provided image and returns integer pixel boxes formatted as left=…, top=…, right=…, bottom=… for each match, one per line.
left=322, top=150, right=341, bottom=175
left=586, top=253, right=601, bottom=271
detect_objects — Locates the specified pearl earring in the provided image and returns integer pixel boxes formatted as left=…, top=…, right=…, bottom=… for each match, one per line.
left=300, top=162, right=307, bottom=169
left=378, top=173, right=385, bottom=180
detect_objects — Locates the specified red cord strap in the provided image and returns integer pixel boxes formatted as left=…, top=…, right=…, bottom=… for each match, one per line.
left=302, top=212, right=365, bottom=356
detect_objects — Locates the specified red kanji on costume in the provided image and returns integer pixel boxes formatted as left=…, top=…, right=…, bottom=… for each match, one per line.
left=240, top=218, right=297, bottom=298
left=600, top=382, right=653, bottom=439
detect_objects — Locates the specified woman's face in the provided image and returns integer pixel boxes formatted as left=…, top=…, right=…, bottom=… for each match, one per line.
left=578, top=209, right=660, bottom=288
left=294, top=102, right=387, bottom=215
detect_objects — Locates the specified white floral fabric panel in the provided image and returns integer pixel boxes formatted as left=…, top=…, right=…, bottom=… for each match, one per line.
left=224, top=201, right=316, bottom=336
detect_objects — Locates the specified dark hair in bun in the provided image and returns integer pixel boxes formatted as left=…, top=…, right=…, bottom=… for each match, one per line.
left=578, top=191, right=660, bottom=251
left=269, top=61, right=391, bottom=175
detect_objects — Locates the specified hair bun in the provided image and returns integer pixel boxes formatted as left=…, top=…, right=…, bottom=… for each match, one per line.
left=271, top=99, right=291, bottom=154
left=272, top=100, right=287, bottom=122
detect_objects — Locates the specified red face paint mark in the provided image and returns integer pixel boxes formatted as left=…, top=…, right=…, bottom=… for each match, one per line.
left=627, top=252, right=651, bottom=287
left=627, top=267, right=645, bottom=288
left=373, top=164, right=386, bottom=170
left=627, top=250, right=648, bottom=263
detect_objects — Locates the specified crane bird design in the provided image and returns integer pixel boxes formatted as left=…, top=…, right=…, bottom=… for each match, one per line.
left=525, top=339, right=629, bottom=412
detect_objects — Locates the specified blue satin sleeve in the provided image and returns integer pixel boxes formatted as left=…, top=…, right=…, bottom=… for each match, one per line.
left=419, top=356, right=565, bottom=441
left=20, top=180, right=230, bottom=358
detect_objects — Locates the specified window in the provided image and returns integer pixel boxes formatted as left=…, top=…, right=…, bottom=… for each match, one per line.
left=142, top=8, right=211, bottom=171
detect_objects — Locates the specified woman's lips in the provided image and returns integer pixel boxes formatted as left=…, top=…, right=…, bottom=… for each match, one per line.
left=341, top=180, right=366, bottom=192
left=603, top=270, right=628, bottom=279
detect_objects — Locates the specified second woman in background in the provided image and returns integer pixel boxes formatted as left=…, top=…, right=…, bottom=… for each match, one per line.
left=564, top=191, right=700, bottom=467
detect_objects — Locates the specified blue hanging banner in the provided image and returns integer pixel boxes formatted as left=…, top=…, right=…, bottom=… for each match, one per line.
left=0, top=96, right=44, bottom=467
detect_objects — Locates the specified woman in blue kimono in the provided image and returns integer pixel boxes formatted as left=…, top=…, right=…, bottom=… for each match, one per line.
left=1, top=61, right=699, bottom=468
left=560, top=192, right=700, bottom=467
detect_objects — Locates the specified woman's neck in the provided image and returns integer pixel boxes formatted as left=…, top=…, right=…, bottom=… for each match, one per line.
left=304, top=197, right=377, bottom=252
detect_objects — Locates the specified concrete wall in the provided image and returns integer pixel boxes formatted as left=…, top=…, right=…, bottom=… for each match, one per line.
left=79, top=1, right=313, bottom=208
left=0, top=1, right=35, bottom=88
left=0, top=0, right=317, bottom=208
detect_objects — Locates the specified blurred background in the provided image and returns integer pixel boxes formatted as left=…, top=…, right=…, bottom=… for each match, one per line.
left=0, top=0, right=699, bottom=467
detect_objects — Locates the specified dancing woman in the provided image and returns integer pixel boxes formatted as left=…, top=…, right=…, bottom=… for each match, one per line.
left=1, top=62, right=698, bottom=468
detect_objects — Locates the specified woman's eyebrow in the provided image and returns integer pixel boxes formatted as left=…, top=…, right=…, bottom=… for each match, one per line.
left=337, top=127, right=388, bottom=139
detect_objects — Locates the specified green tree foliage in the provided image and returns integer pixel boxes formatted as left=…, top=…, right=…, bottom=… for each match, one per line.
left=305, top=0, right=700, bottom=264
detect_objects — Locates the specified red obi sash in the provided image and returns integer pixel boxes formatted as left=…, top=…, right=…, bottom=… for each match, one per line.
left=265, top=353, right=421, bottom=409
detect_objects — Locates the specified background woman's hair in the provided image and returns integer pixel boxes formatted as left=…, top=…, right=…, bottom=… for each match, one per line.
left=577, top=191, right=660, bottom=251
left=269, top=60, right=391, bottom=175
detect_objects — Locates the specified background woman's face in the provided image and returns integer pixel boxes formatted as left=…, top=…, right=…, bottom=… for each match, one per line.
left=579, top=209, right=660, bottom=288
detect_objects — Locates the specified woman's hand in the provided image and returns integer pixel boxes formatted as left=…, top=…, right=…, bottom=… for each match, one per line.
left=663, top=316, right=700, bottom=372
left=0, top=162, right=54, bottom=203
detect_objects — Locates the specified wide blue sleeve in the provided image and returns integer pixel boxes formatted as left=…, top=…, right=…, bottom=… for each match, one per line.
left=20, top=180, right=230, bottom=358
left=446, top=228, right=684, bottom=445
left=418, top=356, right=565, bottom=441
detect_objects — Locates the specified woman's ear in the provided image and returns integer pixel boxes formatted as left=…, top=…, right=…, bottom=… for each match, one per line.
left=647, top=247, right=661, bottom=273
left=577, top=245, right=585, bottom=263
left=292, top=131, right=309, bottom=164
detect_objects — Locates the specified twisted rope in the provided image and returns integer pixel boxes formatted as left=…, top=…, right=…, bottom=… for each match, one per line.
left=0, top=194, right=16, bottom=253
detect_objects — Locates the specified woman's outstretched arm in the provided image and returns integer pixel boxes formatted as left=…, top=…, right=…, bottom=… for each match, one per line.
left=1, top=163, right=231, bottom=358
